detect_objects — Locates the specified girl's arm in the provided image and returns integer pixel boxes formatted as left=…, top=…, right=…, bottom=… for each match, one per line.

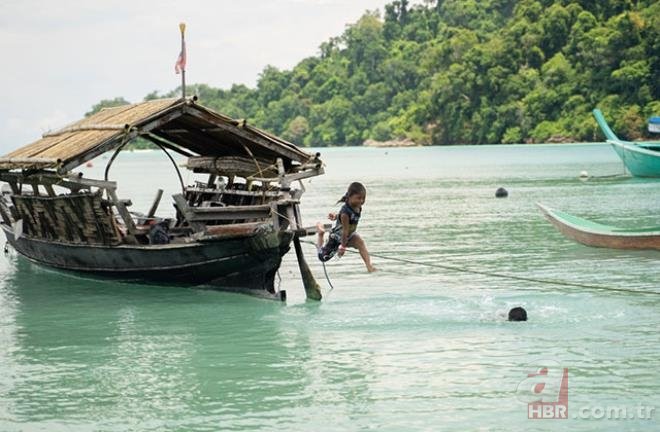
left=338, top=213, right=350, bottom=256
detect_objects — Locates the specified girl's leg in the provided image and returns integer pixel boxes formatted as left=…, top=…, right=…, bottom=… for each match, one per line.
left=316, top=222, right=326, bottom=249
left=348, top=234, right=376, bottom=272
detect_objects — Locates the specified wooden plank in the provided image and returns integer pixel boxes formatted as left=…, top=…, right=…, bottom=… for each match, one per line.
left=203, top=222, right=262, bottom=236
left=185, top=187, right=280, bottom=198
left=248, top=167, right=324, bottom=184
left=173, top=193, right=274, bottom=223
left=56, top=199, right=84, bottom=242
left=147, top=189, right=163, bottom=218
left=172, top=193, right=205, bottom=232
left=43, top=184, right=56, bottom=197
left=270, top=202, right=280, bottom=230
left=65, top=174, right=117, bottom=190
left=0, top=172, right=117, bottom=191
left=206, top=174, right=217, bottom=188
left=8, top=181, right=20, bottom=195
left=186, top=155, right=278, bottom=177
left=0, top=157, right=59, bottom=164
left=186, top=204, right=272, bottom=222
left=142, top=133, right=196, bottom=158
left=42, top=124, right=129, bottom=137
left=107, top=189, right=136, bottom=237
left=0, top=200, right=12, bottom=225
left=188, top=203, right=272, bottom=213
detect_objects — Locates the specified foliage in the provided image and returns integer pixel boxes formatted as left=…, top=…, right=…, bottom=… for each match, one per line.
left=84, top=97, right=157, bottom=150
left=85, top=97, right=131, bottom=117
left=91, top=0, right=658, bottom=145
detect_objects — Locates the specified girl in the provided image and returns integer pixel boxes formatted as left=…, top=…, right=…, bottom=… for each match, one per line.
left=316, top=182, right=376, bottom=272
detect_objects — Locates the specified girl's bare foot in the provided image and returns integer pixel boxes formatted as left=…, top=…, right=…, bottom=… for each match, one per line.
left=367, top=264, right=377, bottom=273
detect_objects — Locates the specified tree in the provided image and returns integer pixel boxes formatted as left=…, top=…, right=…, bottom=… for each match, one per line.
left=89, top=0, right=659, bottom=146
left=283, top=116, right=310, bottom=144
left=85, top=97, right=130, bottom=117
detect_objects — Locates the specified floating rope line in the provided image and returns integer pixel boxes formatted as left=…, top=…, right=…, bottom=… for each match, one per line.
left=300, top=240, right=660, bottom=297
left=586, top=173, right=628, bottom=179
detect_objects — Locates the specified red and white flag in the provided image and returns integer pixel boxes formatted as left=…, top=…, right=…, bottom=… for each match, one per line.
left=175, top=40, right=186, bottom=74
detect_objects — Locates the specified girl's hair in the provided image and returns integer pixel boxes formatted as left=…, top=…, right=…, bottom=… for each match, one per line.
left=337, top=182, right=366, bottom=204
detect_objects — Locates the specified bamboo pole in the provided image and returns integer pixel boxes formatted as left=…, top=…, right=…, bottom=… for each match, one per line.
left=179, top=23, right=186, bottom=98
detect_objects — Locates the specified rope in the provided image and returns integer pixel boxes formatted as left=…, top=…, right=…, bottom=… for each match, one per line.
left=276, top=270, right=282, bottom=292
left=153, top=142, right=186, bottom=194
left=321, top=259, right=335, bottom=291
left=300, top=240, right=660, bottom=297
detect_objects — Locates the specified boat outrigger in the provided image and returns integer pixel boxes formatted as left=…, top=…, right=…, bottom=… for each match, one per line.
left=593, top=108, right=660, bottom=177
left=0, top=97, right=324, bottom=300
left=537, top=203, right=660, bottom=250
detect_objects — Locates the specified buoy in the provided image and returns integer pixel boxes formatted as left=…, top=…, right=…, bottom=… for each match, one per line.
left=495, top=187, right=508, bottom=198
left=579, top=170, right=588, bottom=179
left=508, top=306, right=527, bottom=321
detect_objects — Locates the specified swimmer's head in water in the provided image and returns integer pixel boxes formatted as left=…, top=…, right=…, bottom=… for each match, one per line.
left=508, top=306, right=527, bottom=321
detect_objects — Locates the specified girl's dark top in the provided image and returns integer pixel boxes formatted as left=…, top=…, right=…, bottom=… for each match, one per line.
left=318, top=203, right=362, bottom=262
left=330, top=203, right=361, bottom=240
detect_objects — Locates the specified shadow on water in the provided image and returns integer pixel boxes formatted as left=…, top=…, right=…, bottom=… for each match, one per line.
left=0, top=257, right=378, bottom=430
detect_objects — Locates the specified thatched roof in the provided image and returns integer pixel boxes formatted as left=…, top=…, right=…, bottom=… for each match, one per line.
left=0, top=98, right=315, bottom=172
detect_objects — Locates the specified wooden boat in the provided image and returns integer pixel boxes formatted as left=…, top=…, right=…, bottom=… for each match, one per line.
left=0, top=97, right=325, bottom=300
left=537, top=203, right=660, bottom=250
left=593, top=108, right=660, bottom=177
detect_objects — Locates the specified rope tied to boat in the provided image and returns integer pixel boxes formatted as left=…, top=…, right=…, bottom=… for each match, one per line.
left=300, top=240, right=660, bottom=297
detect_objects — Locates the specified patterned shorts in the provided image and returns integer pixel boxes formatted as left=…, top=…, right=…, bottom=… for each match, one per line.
left=317, top=233, right=355, bottom=262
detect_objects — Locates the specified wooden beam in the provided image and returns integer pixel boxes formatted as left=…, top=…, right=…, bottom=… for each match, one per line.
left=186, top=156, right=277, bottom=178
left=0, top=200, right=12, bottom=225
left=43, top=184, right=56, bottom=197
left=172, top=194, right=205, bottom=232
left=64, top=174, right=117, bottom=190
left=185, top=187, right=280, bottom=198
left=184, top=203, right=272, bottom=221
left=8, top=181, right=19, bottom=195
left=42, top=124, right=129, bottom=137
left=147, top=189, right=163, bottom=218
left=0, top=172, right=117, bottom=191
left=143, top=133, right=196, bottom=158
left=0, top=157, right=59, bottom=165
left=248, top=167, right=324, bottom=184
left=107, top=188, right=137, bottom=240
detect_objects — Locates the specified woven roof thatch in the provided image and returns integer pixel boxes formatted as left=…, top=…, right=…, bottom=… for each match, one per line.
left=0, top=98, right=315, bottom=172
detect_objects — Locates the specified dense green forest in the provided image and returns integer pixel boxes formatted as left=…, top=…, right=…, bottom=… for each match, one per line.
left=89, top=0, right=659, bottom=146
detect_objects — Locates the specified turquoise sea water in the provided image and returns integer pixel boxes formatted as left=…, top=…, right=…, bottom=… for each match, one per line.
left=1, top=144, right=659, bottom=431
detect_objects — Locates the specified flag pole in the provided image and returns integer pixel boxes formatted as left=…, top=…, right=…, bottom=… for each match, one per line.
left=179, top=22, right=186, bottom=98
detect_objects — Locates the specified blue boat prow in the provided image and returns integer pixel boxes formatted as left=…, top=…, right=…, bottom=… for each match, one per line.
left=592, top=109, right=619, bottom=141
left=593, top=108, right=660, bottom=177
left=649, top=116, right=660, bottom=134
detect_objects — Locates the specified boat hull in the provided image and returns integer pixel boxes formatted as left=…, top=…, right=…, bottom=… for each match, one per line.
left=609, top=141, right=660, bottom=178
left=537, top=204, right=660, bottom=250
left=593, top=108, right=660, bottom=177
left=2, top=224, right=292, bottom=298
